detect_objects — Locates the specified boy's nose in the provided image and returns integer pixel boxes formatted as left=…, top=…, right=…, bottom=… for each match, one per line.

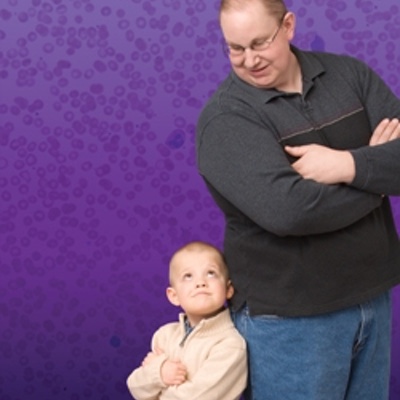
left=196, top=281, right=206, bottom=288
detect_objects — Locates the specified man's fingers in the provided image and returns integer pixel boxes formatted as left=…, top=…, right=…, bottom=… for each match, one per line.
left=285, top=145, right=308, bottom=157
left=370, top=118, right=400, bottom=146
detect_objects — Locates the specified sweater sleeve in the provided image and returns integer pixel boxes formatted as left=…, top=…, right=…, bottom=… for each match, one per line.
left=197, top=112, right=382, bottom=237
left=126, top=353, right=168, bottom=400
left=126, top=329, right=169, bottom=400
left=161, top=337, right=247, bottom=400
left=351, top=138, right=400, bottom=195
left=345, top=57, right=400, bottom=195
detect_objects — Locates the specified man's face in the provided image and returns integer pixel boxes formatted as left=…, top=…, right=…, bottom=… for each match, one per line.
left=220, top=2, right=295, bottom=90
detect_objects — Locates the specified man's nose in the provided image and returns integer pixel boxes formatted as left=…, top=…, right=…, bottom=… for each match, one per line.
left=243, top=49, right=260, bottom=68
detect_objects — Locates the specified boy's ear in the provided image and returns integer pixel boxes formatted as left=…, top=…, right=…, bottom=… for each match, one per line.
left=226, top=280, right=234, bottom=300
left=166, top=287, right=180, bottom=306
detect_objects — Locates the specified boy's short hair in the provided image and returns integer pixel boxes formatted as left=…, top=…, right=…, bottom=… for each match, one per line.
left=169, top=241, right=229, bottom=284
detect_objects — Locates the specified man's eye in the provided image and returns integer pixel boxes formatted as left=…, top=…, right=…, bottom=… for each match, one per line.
left=230, top=45, right=244, bottom=53
left=252, top=39, right=268, bottom=49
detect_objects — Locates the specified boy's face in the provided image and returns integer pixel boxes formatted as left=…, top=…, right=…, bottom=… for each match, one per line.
left=167, top=249, right=233, bottom=326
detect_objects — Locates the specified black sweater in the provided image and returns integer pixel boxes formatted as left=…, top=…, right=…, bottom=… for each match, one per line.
left=196, top=47, right=400, bottom=317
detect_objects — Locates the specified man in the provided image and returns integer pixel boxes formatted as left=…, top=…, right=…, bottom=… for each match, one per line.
left=196, top=0, right=400, bottom=399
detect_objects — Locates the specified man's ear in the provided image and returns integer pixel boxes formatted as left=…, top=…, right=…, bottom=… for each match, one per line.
left=226, top=280, right=234, bottom=300
left=283, top=11, right=296, bottom=41
left=166, top=287, right=180, bottom=306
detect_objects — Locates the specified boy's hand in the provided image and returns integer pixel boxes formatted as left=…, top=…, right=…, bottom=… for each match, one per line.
left=160, top=359, right=188, bottom=386
left=141, top=347, right=163, bottom=366
left=141, top=348, right=187, bottom=386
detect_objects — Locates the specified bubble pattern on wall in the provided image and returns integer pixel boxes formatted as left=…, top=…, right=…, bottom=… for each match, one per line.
left=0, top=0, right=399, bottom=399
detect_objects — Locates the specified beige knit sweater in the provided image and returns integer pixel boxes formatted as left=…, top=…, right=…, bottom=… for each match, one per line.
left=126, top=308, right=247, bottom=400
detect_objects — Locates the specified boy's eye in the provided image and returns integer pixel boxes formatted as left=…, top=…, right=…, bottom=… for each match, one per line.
left=207, top=270, right=217, bottom=277
left=183, top=273, right=192, bottom=280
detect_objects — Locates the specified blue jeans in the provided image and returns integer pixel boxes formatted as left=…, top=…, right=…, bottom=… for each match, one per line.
left=232, top=291, right=391, bottom=400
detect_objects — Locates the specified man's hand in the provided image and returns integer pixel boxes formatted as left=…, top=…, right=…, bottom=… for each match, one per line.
left=369, top=118, right=400, bottom=146
left=285, top=144, right=355, bottom=184
left=285, top=118, right=400, bottom=184
left=160, top=359, right=188, bottom=386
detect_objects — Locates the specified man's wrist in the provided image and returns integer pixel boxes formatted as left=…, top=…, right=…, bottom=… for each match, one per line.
left=341, top=151, right=356, bottom=184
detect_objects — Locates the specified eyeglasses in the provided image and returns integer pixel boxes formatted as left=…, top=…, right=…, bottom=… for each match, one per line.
left=223, top=15, right=286, bottom=57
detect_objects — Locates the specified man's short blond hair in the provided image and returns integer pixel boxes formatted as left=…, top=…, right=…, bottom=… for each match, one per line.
left=219, top=0, right=288, bottom=22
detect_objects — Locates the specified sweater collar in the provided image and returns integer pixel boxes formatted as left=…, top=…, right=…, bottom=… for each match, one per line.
left=178, top=308, right=233, bottom=338
left=230, top=45, right=326, bottom=103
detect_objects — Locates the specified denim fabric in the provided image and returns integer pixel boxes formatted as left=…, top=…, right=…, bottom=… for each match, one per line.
left=232, top=291, right=391, bottom=400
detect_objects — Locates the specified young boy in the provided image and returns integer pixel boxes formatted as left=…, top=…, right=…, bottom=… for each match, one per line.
left=126, top=241, right=247, bottom=400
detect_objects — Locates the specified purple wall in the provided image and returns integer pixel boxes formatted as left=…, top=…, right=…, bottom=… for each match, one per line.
left=0, top=0, right=399, bottom=399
